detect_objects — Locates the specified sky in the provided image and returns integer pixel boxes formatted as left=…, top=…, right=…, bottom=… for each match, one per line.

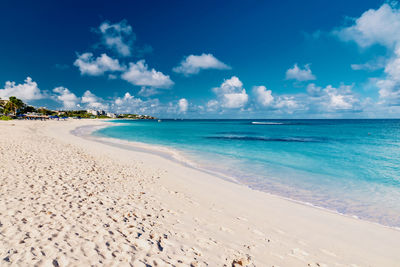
left=1, top=0, right=400, bottom=118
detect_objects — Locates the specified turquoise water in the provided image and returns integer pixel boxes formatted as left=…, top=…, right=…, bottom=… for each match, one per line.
left=95, top=119, right=400, bottom=227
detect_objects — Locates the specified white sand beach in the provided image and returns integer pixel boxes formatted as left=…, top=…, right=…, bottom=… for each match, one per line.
left=1, top=119, right=400, bottom=266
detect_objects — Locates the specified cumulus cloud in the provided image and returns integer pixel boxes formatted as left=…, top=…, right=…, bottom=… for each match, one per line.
left=323, top=85, right=358, bottom=110
left=114, top=92, right=134, bottom=106
left=306, top=83, right=360, bottom=111
left=121, top=60, right=174, bottom=89
left=274, top=96, right=301, bottom=112
left=98, top=20, right=133, bottom=57
left=252, top=85, right=274, bottom=106
left=74, top=53, right=124, bottom=76
left=212, top=76, right=248, bottom=108
left=335, top=3, right=400, bottom=48
left=81, top=90, right=106, bottom=109
left=251, top=82, right=360, bottom=114
left=173, top=53, right=230, bottom=75
left=0, top=77, right=44, bottom=101
left=251, top=83, right=360, bottom=115
left=222, top=93, right=248, bottom=109
left=73, top=54, right=173, bottom=94
left=96, top=20, right=152, bottom=57
left=335, top=3, right=400, bottom=106
left=72, top=20, right=172, bottom=97
left=206, top=99, right=219, bottom=112
left=53, top=87, right=80, bottom=109
left=375, top=47, right=400, bottom=105
left=113, top=91, right=160, bottom=114
left=178, top=98, right=188, bottom=113
left=286, top=64, right=316, bottom=81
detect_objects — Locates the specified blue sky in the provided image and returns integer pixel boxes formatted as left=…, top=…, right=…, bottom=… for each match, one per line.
left=1, top=0, right=399, bottom=118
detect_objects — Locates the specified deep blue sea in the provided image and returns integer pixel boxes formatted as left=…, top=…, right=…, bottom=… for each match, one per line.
left=94, top=119, right=400, bottom=227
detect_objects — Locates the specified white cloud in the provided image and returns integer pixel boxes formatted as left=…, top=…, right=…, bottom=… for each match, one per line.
left=206, top=99, right=219, bottom=112
left=274, top=96, right=301, bottom=112
left=121, top=60, right=174, bottom=89
left=53, top=87, right=79, bottom=109
left=335, top=3, right=400, bottom=106
left=375, top=48, right=400, bottom=105
left=137, top=87, right=161, bottom=97
left=0, top=77, right=44, bottom=101
left=253, top=85, right=274, bottom=106
left=115, top=92, right=134, bottom=106
left=81, top=90, right=106, bottom=109
left=306, top=83, right=323, bottom=97
left=382, top=48, right=400, bottom=80
left=286, top=64, right=316, bottom=81
left=350, top=57, right=386, bottom=71
left=178, top=98, right=188, bottom=113
left=74, top=53, right=124, bottom=76
left=212, top=76, right=243, bottom=94
left=335, top=3, right=400, bottom=48
left=306, top=83, right=360, bottom=111
left=222, top=92, right=248, bottom=109
left=98, top=20, right=133, bottom=57
left=212, top=76, right=248, bottom=108
left=323, top=85, right=358, bottom=110
left=173, top=53, right=230, bottom=75
left=249, top=83, right=361, bottom=115
left=113, top=91, right=160, bottom=114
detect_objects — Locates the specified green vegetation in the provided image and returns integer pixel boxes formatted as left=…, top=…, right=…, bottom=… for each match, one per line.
left=62, top=110, right=93, bottom=118
left=117, top=114, right=156, bottom=119
left=0, top=96, right=157, bottom=120
left=21, top=105, right=36, bottom=113
left=0, top=115, right=12, bottom=120
left=3, top=96, right=25, bottom=115
left=37, top=107, right=54, bottom=115
left=0, top=96, right=36, bottom=117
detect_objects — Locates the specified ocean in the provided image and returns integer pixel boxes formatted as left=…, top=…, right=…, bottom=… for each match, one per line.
left=94, top=119, right=400, bottom=227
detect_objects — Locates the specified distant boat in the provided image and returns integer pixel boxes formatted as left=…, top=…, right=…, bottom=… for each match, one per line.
left=158, top=119, right=162, bottom=122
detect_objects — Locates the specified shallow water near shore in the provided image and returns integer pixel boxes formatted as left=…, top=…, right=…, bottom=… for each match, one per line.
left=94, top=119, right=400, bottom=227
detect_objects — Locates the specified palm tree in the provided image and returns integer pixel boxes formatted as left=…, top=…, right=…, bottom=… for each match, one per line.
left=4, top=96, right=25, bottom=116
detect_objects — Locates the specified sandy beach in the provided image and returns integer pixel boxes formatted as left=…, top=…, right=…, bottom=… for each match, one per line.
left=1, top=120, right=400, bottom=266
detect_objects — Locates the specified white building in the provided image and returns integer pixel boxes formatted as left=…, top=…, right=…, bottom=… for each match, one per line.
left=86, top=109, right=106, bottom=116
left=87, top=109, right=98, bottom=116
left=107, top=112, right=117, bottom=118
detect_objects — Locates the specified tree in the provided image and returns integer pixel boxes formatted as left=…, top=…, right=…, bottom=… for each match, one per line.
left=4, top=96, right=25, bottom=115
left=21, top=105, right=36, bottom=113
left=37, top=107, right=54, bottom=115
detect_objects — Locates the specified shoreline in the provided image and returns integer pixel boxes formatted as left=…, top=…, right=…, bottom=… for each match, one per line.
left=85, top=121, right=400, bottom=231
left=2, top=119, right=400, bottom=266
left=75, top=123, right=242, bottom=184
